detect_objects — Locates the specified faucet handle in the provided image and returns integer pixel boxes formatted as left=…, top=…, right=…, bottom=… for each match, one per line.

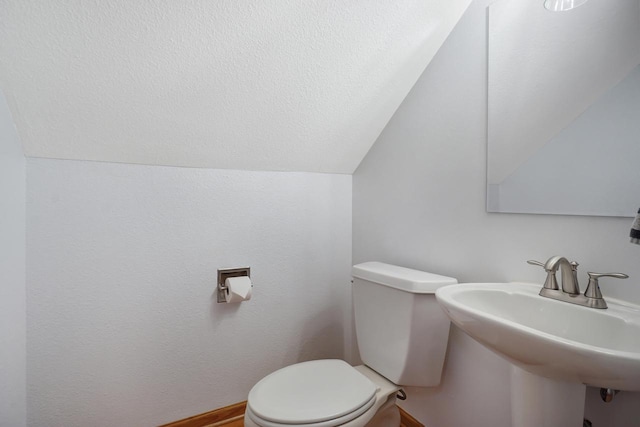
left=527, top=260, right=559, bottom=290
left=584, top=272, right=629, bottom=300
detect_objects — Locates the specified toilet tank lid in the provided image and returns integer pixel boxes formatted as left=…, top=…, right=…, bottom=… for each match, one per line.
left=352, top=262, right=457, bottom=294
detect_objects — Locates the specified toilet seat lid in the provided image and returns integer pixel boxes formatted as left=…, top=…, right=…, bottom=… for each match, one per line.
left=248, top=359, right=377, bottom=425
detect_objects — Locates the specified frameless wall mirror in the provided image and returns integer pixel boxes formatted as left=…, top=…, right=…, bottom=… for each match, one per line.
left=486, top=0, right=640, bottom=217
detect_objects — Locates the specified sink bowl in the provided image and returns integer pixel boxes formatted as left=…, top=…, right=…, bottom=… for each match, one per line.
left=436, top=282, right=640, bottom=391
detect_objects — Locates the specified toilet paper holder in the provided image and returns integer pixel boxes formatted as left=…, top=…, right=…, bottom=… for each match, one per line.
left=217, top=267, right=251, bottom=303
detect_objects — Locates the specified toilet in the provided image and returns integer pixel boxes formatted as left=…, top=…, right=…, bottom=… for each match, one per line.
left=244, top=262, right=457, bottom=427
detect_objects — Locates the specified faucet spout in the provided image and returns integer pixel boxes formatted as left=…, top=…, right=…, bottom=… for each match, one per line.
left=544, top=256, right=580, bottom=295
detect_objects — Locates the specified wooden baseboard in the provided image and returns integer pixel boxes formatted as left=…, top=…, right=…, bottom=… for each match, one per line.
left=158, top=401, right=246, bottom=427
left=399, top=405, right=424, bottom=427
left=160, top=401, right=423, bottom=427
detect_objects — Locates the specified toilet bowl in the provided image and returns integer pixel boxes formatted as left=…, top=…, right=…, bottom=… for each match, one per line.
left=245, top=262, right=457, bottom=427
left=244, top=360, right=399, bottom=427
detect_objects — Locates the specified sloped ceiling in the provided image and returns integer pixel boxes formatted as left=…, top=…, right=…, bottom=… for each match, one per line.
left=0, top=0, right=471, bottom=174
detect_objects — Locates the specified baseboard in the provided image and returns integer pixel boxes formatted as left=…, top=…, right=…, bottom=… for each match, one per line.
left=399, top=405, right=425, bottom=427
left=160, top=401, right=423, bottom=427
left=158, top=401, right=246, bottom=427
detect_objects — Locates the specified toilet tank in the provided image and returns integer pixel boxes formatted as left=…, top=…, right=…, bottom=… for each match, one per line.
left=351, top=262, right=457, bottom=387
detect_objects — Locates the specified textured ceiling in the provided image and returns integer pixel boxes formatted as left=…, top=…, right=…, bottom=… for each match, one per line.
left=0, top=0, right=471, bottom=173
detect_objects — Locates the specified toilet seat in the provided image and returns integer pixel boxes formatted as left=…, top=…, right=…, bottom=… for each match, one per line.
left=247, top=359, right=378, bottom=427
left=246, top=395, right=376, bottom=427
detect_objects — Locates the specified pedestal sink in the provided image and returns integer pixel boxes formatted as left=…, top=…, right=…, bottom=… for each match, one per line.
left=435, top=283, right=640, bottom=427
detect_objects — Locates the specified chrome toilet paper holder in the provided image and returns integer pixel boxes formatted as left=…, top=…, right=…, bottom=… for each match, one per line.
left=217, top=267, right=251, bottom=303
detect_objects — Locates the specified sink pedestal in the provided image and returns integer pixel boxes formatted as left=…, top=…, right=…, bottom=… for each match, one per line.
left=510, top=366, right=586, bottom=427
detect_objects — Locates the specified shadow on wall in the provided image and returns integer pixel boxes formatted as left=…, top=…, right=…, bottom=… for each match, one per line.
left=209, top=292, right=243, bottom=325
left=293, top=308, right=345, bottom=364
left=207, top=291, right=345, bottom=363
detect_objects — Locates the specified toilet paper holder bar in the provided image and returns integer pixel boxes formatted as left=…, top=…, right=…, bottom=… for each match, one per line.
left=217, top=267, right=251, bottom=303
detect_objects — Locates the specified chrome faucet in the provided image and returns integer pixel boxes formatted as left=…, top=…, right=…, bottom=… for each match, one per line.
left=527, top=256, right=628, bottom=309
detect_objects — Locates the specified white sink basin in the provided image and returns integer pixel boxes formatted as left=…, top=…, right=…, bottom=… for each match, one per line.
left=436, top=282, right=640, bottom=391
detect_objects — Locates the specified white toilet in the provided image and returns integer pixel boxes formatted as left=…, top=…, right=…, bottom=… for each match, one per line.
left=244, top=262, right=457, bottom=427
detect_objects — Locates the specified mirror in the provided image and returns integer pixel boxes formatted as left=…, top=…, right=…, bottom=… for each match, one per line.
left=486, top=0, right=640, bottom=217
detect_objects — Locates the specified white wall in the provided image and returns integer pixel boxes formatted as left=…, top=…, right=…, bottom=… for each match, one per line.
left=0, top=92, right=26, bottom=427
left=26, top=159, right=352, bottom=426
left=353, top=0, right=640, bottom=426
